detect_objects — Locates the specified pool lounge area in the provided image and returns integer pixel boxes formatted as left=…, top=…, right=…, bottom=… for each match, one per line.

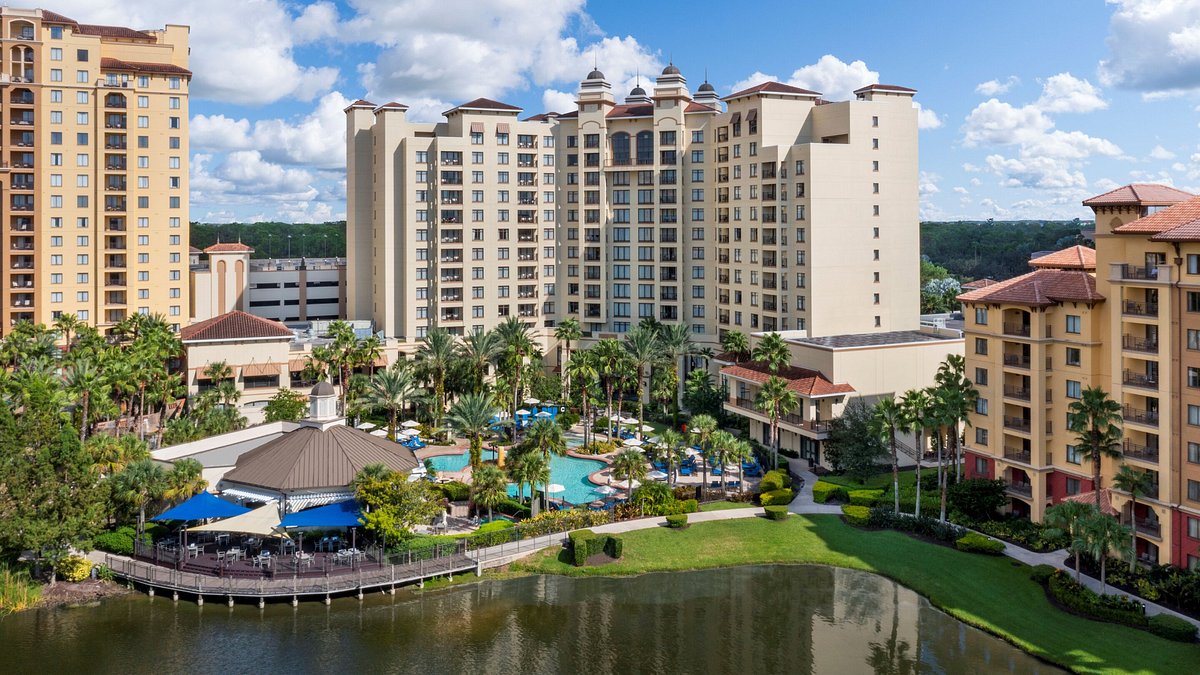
left=421, top=438, right=606, bottom=506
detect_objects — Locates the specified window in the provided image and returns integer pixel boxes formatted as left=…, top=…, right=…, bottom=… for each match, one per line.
left=1190, top=517, right=1200, bottom=539
left=1189, top=329, right=1200, bottom=350
left=1189, top=292, right=1200, bottom=312
left=51, top=68, right=62, bottom=82
left=1190, top=405, right=1200, bottom=426
left=1066, top=347, right=1081, bottom=367
left=1190, top=367, right=1200, bottom=388
left=1066, top=445, right=1082, bottom=464
left=1066, top=478, right=1081, bottom=496
left=1065, top=315, right=1081, bottom=334
left=974, top=398, right=988, bottom=415
left=974, top=307, right=987, bottom=325
left=1190, top=480, right=1200, bottom=502
left=974, top=337, right=988, bottom=355
left=1189, top=254, right=1200, bottom=275
left=975, top=428, right=988, bottom=446
left=1188, top=442, right=1200, bottom=464
left=1064, top=380, right=1082, bottom=399
left=974, top=367, right=988, bottom=386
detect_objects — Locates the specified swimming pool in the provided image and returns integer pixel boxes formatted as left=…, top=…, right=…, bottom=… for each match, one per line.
left=425, top=448, right=498, bottom=472
left=424, top=448, right=605, bottom=505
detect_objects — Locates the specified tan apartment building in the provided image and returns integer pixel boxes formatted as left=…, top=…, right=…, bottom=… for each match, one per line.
left=345, top=66, right=921, bottom=356
left=960, top=184, right=1200, bottom=570
left=0, top=8, right=190, bottom=334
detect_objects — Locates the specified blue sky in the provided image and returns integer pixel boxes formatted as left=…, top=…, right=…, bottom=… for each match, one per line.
left=51, top=0, right=1200, bottom=223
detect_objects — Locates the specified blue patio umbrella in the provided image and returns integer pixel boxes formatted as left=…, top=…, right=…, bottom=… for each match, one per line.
left=280, top=500, right=364, bottom=528
left=153, top=491, right=251, bottom=522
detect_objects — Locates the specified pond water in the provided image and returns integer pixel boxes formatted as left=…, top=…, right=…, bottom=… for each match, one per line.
left=1, top=565, right=1059, bottom=674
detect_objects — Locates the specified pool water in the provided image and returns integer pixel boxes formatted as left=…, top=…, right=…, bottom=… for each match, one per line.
left=424, top=448, right=604, bottom=504
left=425, top=448, right=498, bottom=472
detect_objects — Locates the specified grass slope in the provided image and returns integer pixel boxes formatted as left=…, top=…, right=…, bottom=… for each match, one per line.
left=513, top=515, right=1198, bottom=675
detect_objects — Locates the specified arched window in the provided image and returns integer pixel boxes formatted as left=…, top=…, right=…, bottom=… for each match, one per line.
left=636, top=131, right=654, bottom=165
left=9, top=20, right=33, bottom=41
left=611, top=132, right=630, bottom=166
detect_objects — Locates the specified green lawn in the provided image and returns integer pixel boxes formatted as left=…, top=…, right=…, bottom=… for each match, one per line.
left=817, top=469, right=919, bottom=491
left=698, top=500, right=751, bottom=512
left=513, top=515, right=1199, bottom=675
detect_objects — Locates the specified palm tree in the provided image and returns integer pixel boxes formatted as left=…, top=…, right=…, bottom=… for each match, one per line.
left=85, top=433, right=149, bottom=477
left=524, top=417, right=568, bottom=465
left=494, top=317, right=540, bottom=436
left=899, top=388, right=934, bottom=518
left=751, top=332, right=790, bottom=372
left=623, top=325, right=661, bottom=435
left=659, top=322, right=695, bottom=413
left=353, top=463, right=394, bottom=493
left=53, top=313, right=83, bottom=352
left=112, top=459, right=167, bottom=542
left=65, top=358, right=107, bottom=442
left=1045, top=501, right=1098, bottom=583
left=612, top=447, right=647, bottom=495
left=416, top=327, right=457, bottom=426
left=1083, top=513, right=1133, bottom=594
left=1067, top=386, right=1123, bottom=511
left=871, top=397, right=904, bottom=513
left=162, top=458, right=208, bottom=503
left=935, top=354, right=977, bottom=482
left=327, top=320, right=359, bottom=414
left=554, top=318, right=582, bottom=391
left=446, top=392, right=499, bottom=470
left=508, top=450, right=550, bottom=515
left=930, top=386, right=959, bottom=523
left=710, top=430, right=737, bottom=493
left=720, top=330, right=751, bottom=363
left=358, top=334, right=384, bottom=376
left=594, top=338, right=625, bottom=424
left=1111, top=465, right=1155, bottom=573
left=730, top=437, right=753, bottom=495
left=657, top=429, right=685, bottom=485
left=565, top=351, right=599, bottom=446
left=689, top=413, right=718, bottom=493
left=366, top=364, right=421, bottom=439
left=755, top=375, right=798, bottom=471
left=472, top=464, right=509, bottom=521
left=459, top=327, right=499, bottom=394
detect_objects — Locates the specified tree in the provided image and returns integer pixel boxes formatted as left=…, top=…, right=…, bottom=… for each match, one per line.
left=870, top=397, right=904, bottom=513
left=459, top=328, right=499, bottom=395
left=1045, top=501, right=1098, bottom=583
left=720, top=331, right=751, bottom=363
left=415, top=327, right=457, bottom=427
left=612, top=448, right=648, bottom=495
left=264, top=388, right=308, bottom=423
left=623, top=325, right=661, bottom=435
left=1111, top=465, right=1155, bottom=573
left=934, top=354, right=976, bottom=484
left=524, top=417, right=568, bottom=465
left=162, top=458, right=208, bottom=503
left=825, top=399, right=888, bottom=482
left=446, top=392, right=499, bottom=470
left=1067, top=386, right=1124, bottom=511
left=111, top=459, right=167, bottom=543
left=354, top=470, right=444, bottom=543
left=494, top=317, right=540, bottom=437
left=366, top=365, right=421, bottom=438
left=710, top=430, right=738, bottom=494
left=754, top=375, right=798, bottom=471
left=85, top=433, right=149, bottom=477
left=553, top=318, right=582, bottom=392
left=921, top=277, right=962, bottom=314
left=656, top=429, right=685, bottom=486
left=472, top=464, right=509, bottom=521
left=751, top=332, right=790, bottom=372
left=682, top=368, right=721, bottom=418
left=1082, top=513, right=1133, bottom=594
left=53, top=313, right=83, bottom=352
left=651, top=366, right=677, bottom=420
left=507, top=449, right=550, bottom=516
left=565, top=350, right=599, bottom=447
left=594, top=338, right=626, bottom=424
left=659, top=322, right=695, bottom=413
left=947, top=479, right=1007, bottom=520
left=899, top=388, right=935, bottom=518
left=64, top=358, right=107, bottom=442
left=327, top=320, right=359, bottom=415
left=689, top=413, right=718, bottom=492
left=729, top=437, right=753, bottom=495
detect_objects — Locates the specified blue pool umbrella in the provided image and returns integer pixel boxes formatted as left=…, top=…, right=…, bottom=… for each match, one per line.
left=153, top=491, right=252, bottom=522
left=280, top=500, right=364, bottom=528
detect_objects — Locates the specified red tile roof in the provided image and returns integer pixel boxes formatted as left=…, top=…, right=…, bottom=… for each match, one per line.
left=1082, top=183, right=1193, bottom=207
left=204, top=242, right=254, bottom=253
left=1113, top=194, right=1200, bottom=235
left=724, top=81, right=821, bottom=100
left=79, top=24, right=155, bottom=40
left=523, top=113, right=560, bottom=122
left=374, top=101, right=408, bottom=112
left=854, top=84, right=917, bottom=94
left=444, top=97, right=522, bottom=115
left=607, top=103, right=654, bottom=118
left=40, top=10, right=77, bottom=25
left=344, top=99, right=375, bottom=112
left=181, top=311, right=294, bottom=342
left=1028, top=245, right=1096, bottom=270
left=684, top=101, right=718, bottom=113
left=1060, top=489, right=1117, bottom=516
left=101, top=57, right=191, bottom=76
left=188, top=245, right=202, bottom=253
left=961, top=278, right=998, bottom=291
left=720, top=362, right=855, bottom=398
left=956, top=269, right=1103, bottom=307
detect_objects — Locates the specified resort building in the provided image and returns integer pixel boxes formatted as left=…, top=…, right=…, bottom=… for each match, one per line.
left=189, top=243, right=347, bottom=325
left=0, top=7, right=190, bottom=333
left=959, top=184, right=1200, bottom=570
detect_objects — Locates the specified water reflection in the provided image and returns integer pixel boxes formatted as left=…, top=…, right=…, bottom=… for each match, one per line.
left=1, top=565, right=1059, bottom=674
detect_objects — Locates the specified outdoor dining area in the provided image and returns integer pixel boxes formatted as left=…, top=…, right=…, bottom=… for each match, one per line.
left=141, top=493, right=378, bottom=580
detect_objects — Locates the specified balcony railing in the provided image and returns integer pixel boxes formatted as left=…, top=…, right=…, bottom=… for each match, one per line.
left=1122, top=440, right=1159, bottom=463
left=1003, top=447, right=1032, bottom=463
left=1122, top=370, right=1159, bottom=390
left=1003, top=416, right=1031, bottom=432
left=1003, top=385, right=1031, bottom=401
left=1002, top=354, right=1031, bottom=369
left=1122, top=406, right=1159, bottom=426
left=1122, top=300, right=1158, bottom=317
left=728, top=397, right=831, bottom=433
left=1133, top=518, right=1161, bottom=537
left=1003, top=323, right=1031, bottom=337
left=1118, top=264, right=1162, bottom=281
left=1006, top=482, right=1033, bottom=498
left=1122, top=335, right=1158, bottom=353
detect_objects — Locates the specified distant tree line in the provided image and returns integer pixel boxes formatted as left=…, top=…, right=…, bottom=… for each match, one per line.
left=190, top=221, right=347, bottom=259
left=921, top=220, right=1089, bottom=283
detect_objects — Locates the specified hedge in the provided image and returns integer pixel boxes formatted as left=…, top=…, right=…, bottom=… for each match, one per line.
left=867, top=508, right=967, bottom=543
left=763, top=505, right=789, bottom=521
left=1047, top=571, right=1146, bottom=626
left=759, top=488, right=795, bottom=506
left=437, top=481, right=471, bottom=502
left=665, top=514, right=688, bottom=529
left=841, top=505, right=871, bottom=527
left=848, top=489, right=884, bottom=507
left=568, top=529, right=623, bottom=566
left=955, top=532, right=1006, bottom=555
left=1030, top=564, right=1057, bottom=584
left=758, top=470, right=790, bottom=493
left=496, top=498, right=532, bottom=519
left=1147, top=614, right=1198, bottom=642
left=681, top=499, right=699, bottom=514
left=812, top=481, right=847, bottom=504
left=55, top=555, right=93, bottom=582
left=93, top=526, right=146, bottom=556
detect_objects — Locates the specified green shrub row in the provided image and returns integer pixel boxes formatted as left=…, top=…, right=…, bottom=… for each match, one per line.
left=1030, top=564, right=1057, bottom=584
left=759, top=470, right=790, bottom=493
left=848, top=489, right=884, bottom=507
left=93, top=526, right=150, bottom=556
left=841, top=505, right=871, bottom=527
left=763, top=505, right=789, bottom=521
left=954, top=532, right=1006, bottom=555
left=1047, top=571, right=1146, bottom=624
left=681, top=499, right=699, bottom=514
left=866, top=508, right=967, bottom=543
left=569, top=529, right=623, bottom=566
left=437, top=481, right=471, bottom=502
left=496, top=498, right=531, bottom=519
left=665, top=514, right=688, bottom=529
left=1073, top=556, right=1200, bottom=615
left=1148, top=614, right=1198, bottom=642
left=812, top=481, right=848, bottom=504
left=963, top=516, right=1068, bottom=553
left=759, top=488, right=794, bottom=506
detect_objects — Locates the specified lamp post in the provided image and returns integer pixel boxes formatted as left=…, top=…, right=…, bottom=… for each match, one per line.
left=287, top=234, right=292, bottom=258
left=266, top=233, right=272, bottom=259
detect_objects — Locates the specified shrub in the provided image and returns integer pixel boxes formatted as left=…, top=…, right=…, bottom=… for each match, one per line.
left=570, top=530, right=597, bottom=566
left=437, top=481, right=471, bottom=501
left=55, top=555, right=93, bottom=583
left=848, top=489, right=884, bottom=507
left=867, top=508, right=967, bottom=543
left=556, top=411, right=580, bottom=430
left=759, top=488, right=794, bottom=506
left=1048, top=571, right=1147, bottom=627
left=606, top=535, right=623, bottom=559
left=955, top=532, right=1006, bottom=555
left=1147, top=614, right=1198, bottom=643
left=630, top=483, right=679, bottom=516
left=758, top=470, right=789, bottom=493
left=94, top=526, right=141, bottom=556
left=1030, top=564, right=1057, bottom=584
left=812, top=481, right=848, bottom=504
left=948, top=479, right=1008, bottom=520
left=681, top=499, right=699, bottom=514
left=496, top=499, right=531, bottom=519
left=764, top=505, right=789, bottom=521
left=842, top=505, right=871, bottom=527
left=665, top=514, right=688, bottom=529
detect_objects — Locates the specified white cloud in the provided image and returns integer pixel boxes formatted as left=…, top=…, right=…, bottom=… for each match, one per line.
left=953, top=186, right=970, bottom=195
left=728, top=71, right=778, bottom=95
left=1099, top=0, right=1200, bottom=95
left=1150, top=144, right=1176, bottom=160
left=542, top=89, right=577, bottom=115
left=914, top=102, right=943, bottom=130
left=191, top=92, right=352, bottom=169
left=919, top=171, right=941, bottom=195
left=1035, top=73, right=1107, bottom=113
left=975, top=76, right=1020, bottom=96
left=50, top=0, right=338, bottom=105
left=786, top=55, right=878, bottom=100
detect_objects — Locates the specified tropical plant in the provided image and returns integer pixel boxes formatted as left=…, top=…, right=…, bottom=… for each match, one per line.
left=524, top=417, right=568, bottom=465
left=354, top=469, right=444, bottom=543
left=754, top=375, right=798, bottom=471
left=493, top=317, right=540, bottom=437
left=553, top=318, right=582, bottom=391
left=623, top=325, right=661, bottom=435
left=656, top=429, right=685, bottom=486
left=415, top=327, right=457, bottom=426
left=446, top=392, right=499, bottom=470
left=366, top=364, right=422, bottom=439
left=899, top=388, right=934, bottom=518
left=565, top=350, right=599, bottom=446
left=611, top=447, right=648, bottom=495
left=720, top=330, right=751, bottom=363
left=689, top=413, right=718, bottom=493
left=1067, top=386, right=1124, bottom=511
left=1111, top=465, right=1155, bottom=574
left=111, top=459, right=167, bottom=542
left=870, top=396, right=904, bottom=513
left=934, top=354, right=977, bottom=484
left=263, top=388, right=308, bottom=423
left=52, top=313, right=82, bottom=352
left=658, top=322, right=695, bottom=413
left=1045, top=501, right=1099, bottom=583
left=751, top=332, right=790, bottom=372
left=459, top=327, right=499, bottom=394
left=162, top=458, right=208, bottom=503
left=508, top=449, right=550, bottom=515
left=594, top=338, right=626, bottom=424
left=1082, top=513, right=1133, bottom=594
left=472, top=464, right=509, bottom=521
left=64, top=358, right=106, bottom=442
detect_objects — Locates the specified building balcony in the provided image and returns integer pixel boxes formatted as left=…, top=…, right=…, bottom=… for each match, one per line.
left=1006, top=481, right=1033, bottom=498
left=1003, top=385, right=1031, bottom=401
left=1122, top=370, right=1159, bottom=390
left=1122, top=335, right=1158, bottom=353
left=1112, top=263, right=1171, bottom=284
left=1122, top=440, right=1159, bottom=463
left=1003, top=447, right=1032, bottom=464
left=1122, top=406, right=1158, bottom=427
left=1122, top=300, right=1158, bottom=317
left=1003, top=416, right=1031, bottom=432
left=1002, top=354, right=1031, bottom=369
left=1133, top=518, right=1162, bottom=538
left=1003, top=323, right=1031, bottom=337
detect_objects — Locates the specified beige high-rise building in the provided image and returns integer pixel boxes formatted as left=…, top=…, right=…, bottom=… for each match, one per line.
left=346, top=65, right=921, bottom=353
left=0, top=8, right=190, bottom=334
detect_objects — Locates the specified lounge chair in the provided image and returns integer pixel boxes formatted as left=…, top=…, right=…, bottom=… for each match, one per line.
left=711, top=466, right=722, bottom=476
left=709, top=480, right=721, bottom=488
left=726, top=480, right=741, bottom=489
left=679, top=465, right=692, bottom=476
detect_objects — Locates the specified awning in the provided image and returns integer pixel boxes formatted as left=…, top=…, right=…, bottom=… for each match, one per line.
left=280, top=500, right=363, bottom=528
left=220, top=486, right=280, bottom=503
left=287, top=358, right=308, bottom=372
left=241, top=362, right=280, bottom=377
left=286, top=491, right=353, bottom=512
left=496, top=122, right=510, bottom=134
left=470, top=122, right=484, bottom=133
left=153, top=492, right=251, bottom=522
left=730, top=112, right=741, bottom=125
left=188, top=502, right=288, bottom=538
left=195, top=366, right=239, bottom=379
left=746, top=108, right=758, bottom=122
left=371, top=356, right=388, bottom=368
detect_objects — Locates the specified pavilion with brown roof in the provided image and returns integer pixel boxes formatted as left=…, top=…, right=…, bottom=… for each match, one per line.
left=181, top=310, right=293, bottom=343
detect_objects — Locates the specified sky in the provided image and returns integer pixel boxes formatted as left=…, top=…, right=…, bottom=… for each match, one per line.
left=48, top=0, right=1200, bottom=224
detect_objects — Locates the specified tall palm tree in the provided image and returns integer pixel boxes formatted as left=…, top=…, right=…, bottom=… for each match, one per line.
left=358, top=334, right=384, bottom=375
left=659, top=322, right=695, bottom=412
left=1068, top=386, right=1124, bottom=511
left=594, top=338, right=625, bottom=424
left=53, top=313, right=83, bottom=352
left=871, top=397, right=904, bottom=513
left=112, top=459, right=167, bottom=541
left=65, top=358, right=107, bottom=442
left=472, top=464, right=509, bottom=521
left=689, top=413, right=718, bottom=494
left=1045, top=501, right=1098, bottom=583
left=612, top=447, right=647, bottom=495
left=565, top=350, right=599, bottom=446
left=327, top=320, right=359, bottom=414
left=755, top=375, right=798, bottom=471
left=1083, top=513, right=1133, bottom=594
left=1111, top=465, right=1155, bottom=573
left=366, top=364, right=421, bottom=439
left=730, top=437, right=753, bottom=495
left=524, top=417, right=568, bottom=465
left=508, top=450, right=550, bottom=515
left=162, top=458, right=208, bottom=503
left=751, top=332, right=790, bottom=372
left=446, top=392, right=499, bottom=470
left=494, top=317, right=540, bottom=436
left=710, top=430, right=737, bottom=493
left=553, top=318, right=582, bottom=391
left=930, top=387, right=960, bottom=523
left=623, top=325, right=661, bottom=435
left=416, top=327, right=457, bottom=427
left=459, top=327, right=499, bottom=394
left=935, top=354, right=977, bottom=482
left=720, top=330, right=751, bottom=363
left=899, top=388, right=934, bottom=518
left=85, top=433, right=149, bottom=477
left=657, top=429, right=685, bottom=485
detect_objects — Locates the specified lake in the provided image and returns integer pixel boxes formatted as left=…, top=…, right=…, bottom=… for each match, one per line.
left=1, top=565, right=1059, bottom=674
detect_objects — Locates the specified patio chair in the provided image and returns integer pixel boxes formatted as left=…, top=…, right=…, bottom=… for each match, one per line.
left=711, top=466, right=722, bottom=476
left=679, top=465, right=692, bottom=476
left=726, top=480, right=741, bottom=489
left=709, top=480, right=720, bottom=489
